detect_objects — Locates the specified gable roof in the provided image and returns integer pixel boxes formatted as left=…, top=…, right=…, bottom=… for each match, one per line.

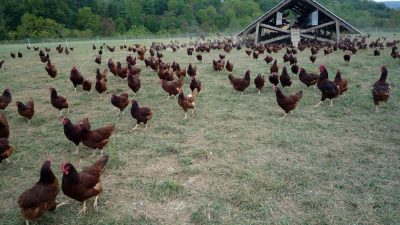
left=237, top=0, right=361, bottom=37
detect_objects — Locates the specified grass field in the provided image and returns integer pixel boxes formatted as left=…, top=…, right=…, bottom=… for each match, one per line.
left=0, top=35, right=399, bottom=225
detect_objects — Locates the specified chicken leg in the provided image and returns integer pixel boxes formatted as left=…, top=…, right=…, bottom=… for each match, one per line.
left=94, top=196, right=99, bottom=210
left=74, top=87, right=77, bottom=92
left=184, top=112, right=188, bottom=119
left=74, top=146, right=79, bottom=154
left=330, top=99, right=334, bottom=106
left=375, top=105, right=379, bottom=113
left=314, top=101, right=323, bottom=107
left=131, top=124, right=139, bottom=131
left=78, top=201, right=87, bottom=215
left=25, top=220, right=29, bottom=225
left=56, top=201, right=69, bottom=209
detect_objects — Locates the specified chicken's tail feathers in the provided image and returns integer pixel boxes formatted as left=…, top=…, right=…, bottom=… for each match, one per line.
left=94, top=155, right=109, bottom=170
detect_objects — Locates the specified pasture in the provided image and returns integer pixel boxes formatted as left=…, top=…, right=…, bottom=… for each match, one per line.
left=0, top=35, right=399, bottom=225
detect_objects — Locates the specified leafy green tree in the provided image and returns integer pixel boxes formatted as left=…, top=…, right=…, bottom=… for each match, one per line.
left=14, top=13, right=64, bottom=39
left=76, top=7, right=101, bottom=34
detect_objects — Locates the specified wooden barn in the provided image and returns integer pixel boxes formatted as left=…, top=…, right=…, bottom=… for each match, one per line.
left=237, top=0, right=361, bottom=46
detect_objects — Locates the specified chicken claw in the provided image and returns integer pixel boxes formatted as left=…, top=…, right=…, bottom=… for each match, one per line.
left=56, top=201, right=69, bottom=209
left=314, top=101, right=322, bottom=107
left=78, top=201, right=87, bottom=215
left=131, top=124, right=139, bottom=131
left=94, top=196, right=99, bottom=210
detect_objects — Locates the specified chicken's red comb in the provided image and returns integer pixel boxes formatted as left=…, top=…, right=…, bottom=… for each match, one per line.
left=61, top=160, right=66, bottom=171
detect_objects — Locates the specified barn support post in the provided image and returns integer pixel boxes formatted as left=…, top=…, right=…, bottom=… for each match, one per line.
left=336, top=20, right=340, bottom=44
left=255, top=22, right=260, bottom=44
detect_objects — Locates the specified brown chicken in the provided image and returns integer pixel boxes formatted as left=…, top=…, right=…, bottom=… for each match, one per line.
left=190, top=76, right=202, bottom=93
left=96, top=68, right=108, bottom=82
left=161, top=80, right=180, bottom=99
left=273, top=86, right=303, bottom=118
left=0, top=138, right=13, bottom=163
left=254, top=74, right=265, bottom=94
left=0, top=60, right=4, bottom=69
left=187, top=63, right=197, bottom=77
left=226, top=60, right=234, bottom=72
left=49, top=88, right=68, bottom=116
left=126, top=74, right=140, bottom=94
left=344, top=53, right=351, bottom=63
left=298, top=68, right=318, bottom=88
left=372, top=65, right=390, bottom=112
left=16, top=98, right=35, bottom=124
left=213, top=59, right=225, bottom=71
left=63, top=117, right=91, bottom=154
left=269, top=72, right=279, bottom=87
left=126, top=55, right=136, bottom=66
left=315, top=64, right=340, bottom=107
left=0, top=88, right=12, bottom=110
left=95, top=78, right=107, bottom=98
left=18, top=159, right=59, bottom=224
left=279, top=66, right=292, bottom=88
left=228, top=70, right=251, bottom=94
left=45, top=60, right=57, bottom=79
left=78, top=123, right=115, bottom=156
left=62, top=155, right=109, bottom=214
left=264, top=55, right=273, bottom=64
left=270, top=60, right=279, bottom=74
left=95, top=55, right=101, bottom=65
left=310, top=55, right=317, bottom=64
left=111, top=93, right=129, bottom=115
left=82, top=79, right=92, bottom=92
left=334, top=70, right=348, bottom=97
left=70, top=66, right=84, bottom=92
left=116, top=62, right=128, bottom=79
left=130, top=100, right=153, bottom=130
left=177, top=89, right=198, bottom=119
left=196, top=54, right=202, bottom=62
left=0, top=114, right=9, bottom=138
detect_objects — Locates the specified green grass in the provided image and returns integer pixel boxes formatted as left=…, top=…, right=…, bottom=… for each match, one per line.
left=0, top=34, right=399, bottom=225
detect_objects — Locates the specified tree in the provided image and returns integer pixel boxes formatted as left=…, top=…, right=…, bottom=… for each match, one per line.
left=76, top=7, right=101, bottom=34
left=101, top=17, right=116, bottom=36
left=14, top=13, right=64, bottom=39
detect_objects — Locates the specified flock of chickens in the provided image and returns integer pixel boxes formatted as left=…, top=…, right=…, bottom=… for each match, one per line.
left=0, top=35, right=398, bottom=225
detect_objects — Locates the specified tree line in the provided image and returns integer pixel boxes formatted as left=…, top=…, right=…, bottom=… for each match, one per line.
left=0, top=0, right=399, bottom=40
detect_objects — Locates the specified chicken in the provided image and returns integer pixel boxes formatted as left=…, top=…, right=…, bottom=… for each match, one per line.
left=254, top=74, right=265, bottom=94
left=310, top=55, right=317, bottom=64
left=16, top=98, right=35, bottom=124
left=190, top=76, right=202, bottom=93
left=270, top=60, right=279, bottom=74
left=334, top=70, right=348, bottom=97
left=372, top=65, right=390, bottom=112
left=344, top=53, right=351, bottom=63
left=63, top=117, right=91, bottom=154
left=291, top=64, right=299, bottom=74
left=177, top=89, right=198, bottom=119
left=111, top=93, right=129, bottom=115
left=228, top=70, right=251, bottom=94
left=45, top=60, right=57, bottom=79
left=11, top=52, right=16, bottom=58
left=374, top=49, right=380, bottom=56
left=315, top=64, right=340, bottom=107
left=219, top=54, right=225, bottom=60
left=226, top=60, right=234, bottom=72
left=264, top=55, right=273, bottom=64
left=18, top=159, right=59, bottom=225
left=0, top=114, right=9, bottom=138
left=49, top=88, right=69, bottom=116
left=161, top=79, right=180, bottom=99
left=213, top=59, right=224, bottom=71
left=82, top=79, right=92, bottom=92
left=269, top=72, right=279, bottom=87
left=78, top=123, right=115, bottom=156
left=130, top=100, right=153, bottom=130
left=62, top=155, right=109, bottom=214
left=95, top=55, right=101, bottom=65
left=298, top=68, right=318, bottom=87
left=108, top=58, right=117, bottom=76
left=187, top=63, right=197, bottom=77
left=128, top=64, right=141, bottom=76
left=96, top=68, right=108, bottom=82
left=196, top=54, right=202, bottom=62
left=0, top=60, right=4, bottom=69
left=0, top=138, right=13, bottom=163
left=116, top=62, right=128, bottom=79
left=0, top=88, right=12, bottom=110
left=273, top=86, right=303, bottom=118
left=279, top=66, right=292, bottom=88
left=175, top=67, right=187, bottom=79
left=95, top=78, right=107, bottom=98
left=70, top=66, right=84, bottom=92
left=126, top=55, right=136, bottom=66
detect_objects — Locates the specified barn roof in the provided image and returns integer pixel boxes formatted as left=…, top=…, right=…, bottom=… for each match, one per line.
left=237, top=0, right=361, bottom=37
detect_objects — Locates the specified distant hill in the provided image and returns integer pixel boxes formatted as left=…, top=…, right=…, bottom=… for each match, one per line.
left=381, top=1, right=400, bottom=9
